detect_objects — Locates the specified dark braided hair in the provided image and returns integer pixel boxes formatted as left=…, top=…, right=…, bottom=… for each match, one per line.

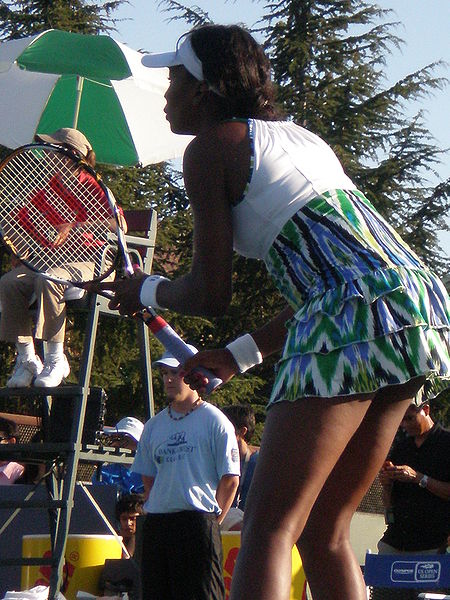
left=189, top=24, right=282, bottom=120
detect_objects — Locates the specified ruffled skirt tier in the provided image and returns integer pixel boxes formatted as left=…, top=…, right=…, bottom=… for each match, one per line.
left=265, top=190, right=450, bottom=403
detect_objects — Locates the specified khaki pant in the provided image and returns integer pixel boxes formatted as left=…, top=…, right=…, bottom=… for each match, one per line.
left=0, top=263, right=94, bottom=343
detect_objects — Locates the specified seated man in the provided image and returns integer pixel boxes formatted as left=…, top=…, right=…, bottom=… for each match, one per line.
left=98, top=494, right=144, bottom=597
left=0, top=416, right=24, bottom=485
left=0, top=127, right=126, bottom=388
left=116, top=493, right=144, bottom=558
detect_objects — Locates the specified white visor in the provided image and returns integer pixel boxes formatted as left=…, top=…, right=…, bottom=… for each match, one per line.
left=142, top=35, right=204, bottom=81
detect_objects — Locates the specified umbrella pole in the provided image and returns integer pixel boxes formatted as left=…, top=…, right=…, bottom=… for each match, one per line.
left=72, top=75, right=84, bottom=129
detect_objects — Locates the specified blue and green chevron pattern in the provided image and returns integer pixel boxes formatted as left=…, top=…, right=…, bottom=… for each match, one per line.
left=264, top=189, right=450, bottom=403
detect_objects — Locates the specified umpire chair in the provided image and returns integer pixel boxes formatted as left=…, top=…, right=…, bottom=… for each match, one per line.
left=0, top=208, right=157, bottom=598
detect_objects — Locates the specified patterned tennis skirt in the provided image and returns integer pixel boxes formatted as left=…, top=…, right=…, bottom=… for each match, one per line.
left=265, top=189, right=450, bottom=405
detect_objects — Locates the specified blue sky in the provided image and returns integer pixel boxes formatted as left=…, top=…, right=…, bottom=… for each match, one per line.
left=113, top=0, right=449, bottom=258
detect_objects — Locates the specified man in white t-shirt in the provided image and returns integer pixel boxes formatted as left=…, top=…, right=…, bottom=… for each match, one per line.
left=132, top=345, right=240, bottom=600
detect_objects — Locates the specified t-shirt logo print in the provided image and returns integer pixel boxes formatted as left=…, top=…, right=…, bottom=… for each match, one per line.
left=155, top=431, right=195, bottom=464
left=167, top=431, right=187, bottom=447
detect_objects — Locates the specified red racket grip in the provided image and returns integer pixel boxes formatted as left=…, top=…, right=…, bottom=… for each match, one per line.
left=144, top=313, right=222, bottom=394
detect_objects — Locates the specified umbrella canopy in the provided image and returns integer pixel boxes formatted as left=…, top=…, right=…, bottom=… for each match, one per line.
left=0, top=29, right=190, bottom=166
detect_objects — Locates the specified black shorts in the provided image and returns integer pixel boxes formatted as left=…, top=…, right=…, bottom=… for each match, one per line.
left=141, top=510, right=225, bottom=600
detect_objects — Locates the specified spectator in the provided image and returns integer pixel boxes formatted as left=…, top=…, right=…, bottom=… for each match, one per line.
left=221, top=404, right=259, bottom=513
left=0, top=127, right=126, bottom=388
left=438, top=533, right=450, bottom=554
left=131, top=346, right=240, bottom=600
left=115, top=493, right=144, bottom=558
left=98, top=494, right=143, bottom=597
left=15, top=430, right=45, bottom=485
left=378, top=400, right=450, bottom=555
left=0, top=416, right=24, bottom=485
left=93, top=417, right=145, bottom=495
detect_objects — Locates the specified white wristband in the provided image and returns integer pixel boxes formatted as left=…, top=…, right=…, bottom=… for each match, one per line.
left=140, top=275, right=169, bottom=310
left=226, top=334, right=263, bottom=373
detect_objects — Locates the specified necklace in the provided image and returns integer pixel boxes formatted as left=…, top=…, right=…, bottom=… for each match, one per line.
left=168, top=399, right=202, bottom=421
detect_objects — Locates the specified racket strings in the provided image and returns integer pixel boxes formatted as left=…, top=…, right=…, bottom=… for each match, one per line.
left=0, top=146, right=115, bottom=279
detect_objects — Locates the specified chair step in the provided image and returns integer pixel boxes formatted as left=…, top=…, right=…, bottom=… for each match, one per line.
left=0, top=442, right=75, bottom=462
left=79, top=443, right=134, bottom=464
left=0, top=384, right=87, bottom=399
left=0, top=498, right=67, bottom=509
left=0, top=556, right=55, bottom=566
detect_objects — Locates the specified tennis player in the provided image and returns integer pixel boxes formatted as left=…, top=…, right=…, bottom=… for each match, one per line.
left=100, top=25, right=450, bottom=600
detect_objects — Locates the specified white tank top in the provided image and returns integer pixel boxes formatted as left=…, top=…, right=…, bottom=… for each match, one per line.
left=232, top=119, right=356, bottom=259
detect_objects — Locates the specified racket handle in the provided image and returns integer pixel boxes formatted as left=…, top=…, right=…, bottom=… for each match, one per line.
left=144, top=311, right=222, bottom=394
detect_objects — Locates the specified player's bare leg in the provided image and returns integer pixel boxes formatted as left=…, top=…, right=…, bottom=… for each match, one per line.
left=297, top=377, right=424, bottom=599
left=229, top=377, right=424, bottom=600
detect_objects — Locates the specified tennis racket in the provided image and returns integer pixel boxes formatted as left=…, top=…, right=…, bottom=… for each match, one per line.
left=0, top=142, right=127, bottom=287
left=140, top=308, right=222, bottom=394
left=0, top=143, right=221, bottom=394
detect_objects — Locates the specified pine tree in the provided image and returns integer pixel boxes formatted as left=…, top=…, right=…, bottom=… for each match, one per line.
left=0, top=0, right=123, bottom=39
left=158, top=0, right=449, bottom=271
left=263, top=0, right=449, bottom=271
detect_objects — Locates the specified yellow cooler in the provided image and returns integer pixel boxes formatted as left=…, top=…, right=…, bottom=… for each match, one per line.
left=21, top=534, right=122, bottom=600
left=221, top=532, right=307, bottom=599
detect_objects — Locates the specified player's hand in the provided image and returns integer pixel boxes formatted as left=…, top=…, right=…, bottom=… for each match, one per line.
left=93, top=272, right=148, bottom=316
left=183, top=348, right=239, bottom=392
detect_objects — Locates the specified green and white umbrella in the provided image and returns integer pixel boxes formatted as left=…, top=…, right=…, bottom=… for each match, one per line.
left=0, top=29, right=189, bottom=166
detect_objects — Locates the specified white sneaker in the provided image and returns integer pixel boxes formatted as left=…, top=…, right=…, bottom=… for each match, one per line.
left=34, top=354, right=70, bottom=388
left=6, top=355, right=44, bottom=388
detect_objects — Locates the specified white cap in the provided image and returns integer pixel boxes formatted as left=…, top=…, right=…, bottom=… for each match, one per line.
left=141, top=34, right=204, bottom=81
left=152, top=345, right=198, bottom=369
left=104, top=416, right=144, bottom=442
